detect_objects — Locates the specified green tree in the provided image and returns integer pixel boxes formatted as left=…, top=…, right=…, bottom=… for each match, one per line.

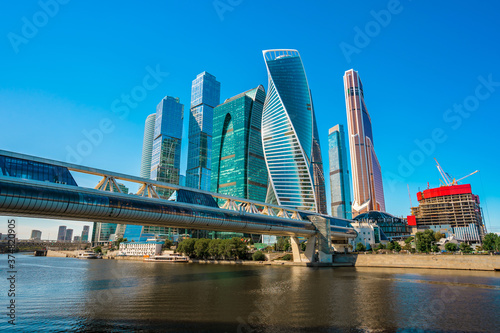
left=460, top=242, right=472, bottom=253
left=300, top=241, right=307, bottom=252
left=482, top=233, right=499, bottom=252
left=208, top=239, right=221, bottom=259
left=252, top=250, right=266, bottom=261
left=281, top=254, right=292, bottom=261
left=275, top=237, right=291, bottom=252
left=435, top=232, right=445, bottom=242
left=114, top=237, right=127, bottom=250
left=445, top=242, right=458, bottom=252
left=415, top=230, right=435, bottom=253
left=405, top=236, right=414, bottom=244
left=431, top=244, right=440, bottom=252
left=93, top=246, right=102, bottom=253
left=163, top=239, right=173, bottom=250
left=393, top=242, right=402, bottom=252
left=176, top=238, right=196, bottom=257
left=194, top=238, right=210, bottom=259
left=376, top=243, right=386, bottom=251
left=356, top=242, right=366, bottom=252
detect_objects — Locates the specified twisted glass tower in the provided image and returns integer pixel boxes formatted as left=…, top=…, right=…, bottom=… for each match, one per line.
left=262, top=49, right=326, bottom=213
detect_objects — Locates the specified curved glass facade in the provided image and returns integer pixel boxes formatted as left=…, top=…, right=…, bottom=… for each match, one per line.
left=262, top=49, right=325, bottom=213
left=140, top=113, right=156, bottom=179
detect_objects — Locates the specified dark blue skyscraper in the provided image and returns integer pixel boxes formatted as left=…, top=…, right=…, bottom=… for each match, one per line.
left=186, top=72, right=221, bottom=191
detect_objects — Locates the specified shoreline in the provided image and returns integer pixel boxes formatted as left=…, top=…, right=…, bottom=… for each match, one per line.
left=40, top=250, right=500, bottom=271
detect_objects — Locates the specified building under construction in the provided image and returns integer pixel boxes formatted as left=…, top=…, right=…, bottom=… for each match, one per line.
left=408, top=184, right=486, bottom=243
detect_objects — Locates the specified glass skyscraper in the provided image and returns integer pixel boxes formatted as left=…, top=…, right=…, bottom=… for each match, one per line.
left=151, top=96, right=184, bottom=198
left=140, top=113, right=156, bottom=178
left=262, top=49, right=327, bottom=213
left=328, top=124, right=352, bottom=219
left=81, top=225, right=90, bottom=242
left=211, top=85, right=268, bottom=201
left=344, top=69, right=385, bottom=217
left=186, top=72, right=221, bottom=191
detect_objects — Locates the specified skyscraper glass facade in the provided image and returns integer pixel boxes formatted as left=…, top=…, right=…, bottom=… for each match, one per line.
left=211, top=85, right=268, bottom=201
left=186, top=72, right=221, bottom=191
left=57, top=226, right=66, bottom=242
left=81, top=225, right=90, bottom=242
left=262, top=49, right=327, bottom=213
left=344, top=69, right=385, bottom=217
left=140, top=113, right=156, bottom=178
left=328, top=124, right=352, bottom=219
left=151, top=96, right=184, bottom=198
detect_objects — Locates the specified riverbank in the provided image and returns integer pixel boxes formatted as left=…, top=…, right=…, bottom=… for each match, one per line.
left=335, top=253, right=500, bottom=271
left=44, top=250, right=500, bottom=271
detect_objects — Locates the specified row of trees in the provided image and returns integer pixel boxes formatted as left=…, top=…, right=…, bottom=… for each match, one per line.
left=482, top=233, right=500, bottom=252
left=176, top=237, right=248, bottom=260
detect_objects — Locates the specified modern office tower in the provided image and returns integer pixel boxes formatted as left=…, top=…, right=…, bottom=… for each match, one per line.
left=57, top=226, right=66, bottom=242
left=344, top=69, right=385, bottom=217
left=211, top=85, right=268, bottom=201
left=140, top=113, right=156, bottom=178
left=91, top=223, right=117, bottom=245
left=151, top=96, right=184, bottom=198
left=186, top=72, right=221, bottom=191
left=73, top=236, right=81, bottom=242
left=65, top=229, right=73, bottom=242
left=30, top=230, right=42, bottom=240
left=81, top=225, right=90, bottom=242
left=262, top=49, right=327, bottom=213
left=328, top=125, right=352, bottom=219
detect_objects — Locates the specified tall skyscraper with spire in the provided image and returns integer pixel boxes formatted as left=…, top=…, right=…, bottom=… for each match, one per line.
left=328, top=124, right=352, bottom=219
left=344, top=69, right=385, bottom=217
left=140, top=113, right=156, bottom=179
left=186, top=72, right=221, bottom=191
left=261, top=49, right=327, bottom=213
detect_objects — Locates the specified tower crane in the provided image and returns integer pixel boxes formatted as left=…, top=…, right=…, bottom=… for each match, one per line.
left=434, top=158, right=479, bottom=186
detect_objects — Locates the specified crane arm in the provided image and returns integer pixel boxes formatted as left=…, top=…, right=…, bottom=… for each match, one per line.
left=455, top=170, right=480, bottom=184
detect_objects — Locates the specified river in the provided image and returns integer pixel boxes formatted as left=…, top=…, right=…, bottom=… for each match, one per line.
left=1, top=254, right=499, bottom=332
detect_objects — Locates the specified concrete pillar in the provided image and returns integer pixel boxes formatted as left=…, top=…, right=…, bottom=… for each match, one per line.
left=303, top=235, right=316, bottom=262
left=291, top=236, right=302, bottom=262
left=308, top=215, right=332, bottom=263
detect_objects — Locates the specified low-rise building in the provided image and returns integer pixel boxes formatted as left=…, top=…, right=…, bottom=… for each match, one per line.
left=118, top=241, right=163, bottom=256
left=349, top=221, right=388, bottom=250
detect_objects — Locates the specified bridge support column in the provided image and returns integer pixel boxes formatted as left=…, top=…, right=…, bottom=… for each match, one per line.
left=290, top=236, right=301, bottom=263
left=303, top=235, right=316, bottom=262
left=308, top=216, right=332, bottom=264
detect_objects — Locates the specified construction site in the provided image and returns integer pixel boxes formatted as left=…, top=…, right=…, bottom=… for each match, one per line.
left=407, top=159, right=486, bottom=243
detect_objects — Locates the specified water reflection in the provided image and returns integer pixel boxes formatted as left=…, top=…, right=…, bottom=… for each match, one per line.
left=2, top=255, right=499, bottom=332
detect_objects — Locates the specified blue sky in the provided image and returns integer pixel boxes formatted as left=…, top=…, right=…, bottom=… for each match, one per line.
left=1, top=0, right=499, bottom=239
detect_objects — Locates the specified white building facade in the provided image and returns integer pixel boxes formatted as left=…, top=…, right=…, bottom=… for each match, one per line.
left=119, top=241, right=163, bottom=256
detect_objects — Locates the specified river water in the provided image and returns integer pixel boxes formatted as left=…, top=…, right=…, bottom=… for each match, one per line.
left=1, top=254, right=499, bottom=332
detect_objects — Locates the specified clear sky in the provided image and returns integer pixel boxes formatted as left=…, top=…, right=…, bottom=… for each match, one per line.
left=1, top=0, right=499, bottom=239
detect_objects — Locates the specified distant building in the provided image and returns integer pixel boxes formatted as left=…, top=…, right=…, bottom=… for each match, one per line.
left=328, top=124, right=352, bottom=219
left=118, top=241, right=163, bottom=256
left=344, top=69, right=385, bottom=217
left=65, top=229, right=73, bottom=242
left=354, top=211, right=411, bottom=238
left=73, top=235, right=81, bottom=242
left=81, top=225, right=90, bottom=242
left=211, top=85, right=268, bottom=201
left=30, top=230, right=42, bottom=240
left=140, top=113, right=156, bottom=178
left=186, top=72, right=221, bottom=191
left=151, top=96, right=184, bottom=198
left=57, top=226, right=67, bottom=242
left=409, top=184, right=486, bottom=243
left=179, top=175, right=186, bottom=187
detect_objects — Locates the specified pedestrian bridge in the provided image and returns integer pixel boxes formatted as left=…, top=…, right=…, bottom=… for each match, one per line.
left=0, top=149, right=356, bottom=262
